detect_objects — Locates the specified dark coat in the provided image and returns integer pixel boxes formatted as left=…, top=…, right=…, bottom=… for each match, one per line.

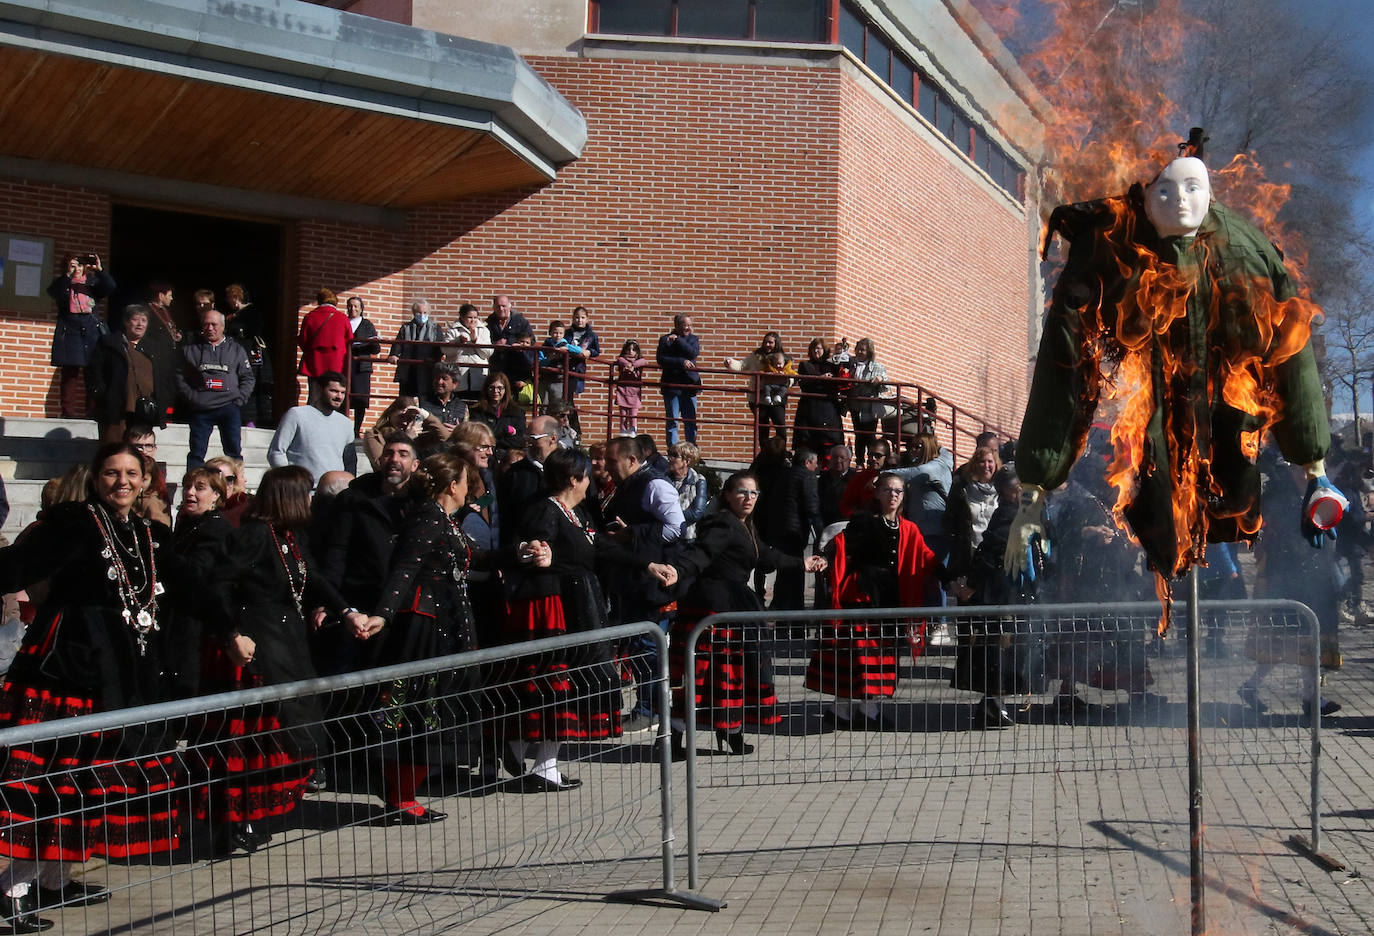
left=0, top=501, right=175, bottom=710
left=655, top=331, right=701, bottom=395
left=470, top=401, right=526, bottom=446
left=497, top=457, right=547, bottom=547
left=349, top=317, right=381, bottom=399
left=86, top=331, right=153, bottom=426
left=673, top=511, right=800, bottom=613
left=319, top=472, right=412, bottom=611
left=772, top=464, right=821, bottom=541
left=167, top=509, right=233, bottom=697
left=48, top=270, right=115, bottom=366
left=136, top=316, right=180, bottom=421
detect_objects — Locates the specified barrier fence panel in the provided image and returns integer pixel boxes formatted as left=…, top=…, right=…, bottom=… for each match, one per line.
left=681, top=600, right=1324, bottom=893
left=0, top=622, right=718, bottom=935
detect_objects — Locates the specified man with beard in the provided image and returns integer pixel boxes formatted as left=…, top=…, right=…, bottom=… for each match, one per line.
left=318, top=433, right=420, bottom=676
left=267, top=372, right=357, bottom=483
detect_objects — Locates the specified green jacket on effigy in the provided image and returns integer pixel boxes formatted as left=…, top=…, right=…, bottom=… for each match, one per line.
left=1016, top=188, right=1328, bottom=579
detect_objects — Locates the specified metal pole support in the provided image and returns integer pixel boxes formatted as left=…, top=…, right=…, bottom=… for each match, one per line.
left=1187, top=566, right=1206, bottom=936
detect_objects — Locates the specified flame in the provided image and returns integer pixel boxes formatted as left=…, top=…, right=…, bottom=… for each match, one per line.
left=976, top=0, right=1327, bottom=633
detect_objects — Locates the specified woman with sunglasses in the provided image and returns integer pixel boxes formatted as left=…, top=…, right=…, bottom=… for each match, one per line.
left=806, top=471, right=940, bottom=728
left=661, top=471, right=826, bottom=758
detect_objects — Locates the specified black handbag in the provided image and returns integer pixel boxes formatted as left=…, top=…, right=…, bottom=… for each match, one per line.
left=132, top=395, right=162, bottom=427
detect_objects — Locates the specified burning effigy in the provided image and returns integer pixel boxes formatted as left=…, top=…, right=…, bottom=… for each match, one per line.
left=1006, top=132, right=1335, bottom=630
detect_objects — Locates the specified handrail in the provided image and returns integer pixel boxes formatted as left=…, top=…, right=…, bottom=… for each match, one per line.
left=343, top=337, right=1011, bottom=461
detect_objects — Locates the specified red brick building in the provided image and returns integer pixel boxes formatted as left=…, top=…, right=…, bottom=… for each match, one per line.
left=0, top=0, right=1045, bottom=459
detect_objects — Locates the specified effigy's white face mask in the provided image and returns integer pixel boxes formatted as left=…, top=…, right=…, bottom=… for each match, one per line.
left=1145, top=156, right=1211, bottom=238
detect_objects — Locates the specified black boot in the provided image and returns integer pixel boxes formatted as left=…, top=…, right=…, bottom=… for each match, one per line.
left=0, top=888, right=54, bottom=933
left=714, top=730, right=754, bottom=756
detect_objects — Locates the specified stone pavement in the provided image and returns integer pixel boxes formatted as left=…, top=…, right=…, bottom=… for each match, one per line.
left=41, top=610, right=1374, bottom=936
left=473, top=617, right=1374, bottom=936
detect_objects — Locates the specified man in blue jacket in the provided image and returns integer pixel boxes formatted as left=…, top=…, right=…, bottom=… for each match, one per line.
left=655, top=314, right=701, bottom=445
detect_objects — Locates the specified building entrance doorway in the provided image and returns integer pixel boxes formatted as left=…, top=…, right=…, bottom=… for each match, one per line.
left=108, top=203, right=288, bottom=425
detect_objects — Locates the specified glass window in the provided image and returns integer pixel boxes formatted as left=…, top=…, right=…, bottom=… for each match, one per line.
left=917, top=73, right=938, bottom=124
left=864, top=26, right=890, bottom=81
left=891, top=55, right=914, bottom=104
left=945, top=107, right=972, bottom=156
left=975, top=129, right=992, bottom=171
left=677, top=0, right=749, bottom=39
left=839, top=3, right=865, bottom=57
left=596, top=0, right=673, bottom=35
left=755, top=0, right=826, bottom=41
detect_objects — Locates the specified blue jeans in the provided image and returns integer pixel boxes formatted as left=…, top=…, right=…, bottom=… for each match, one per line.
left=187, top=403, right=242, bottom=470
left=662, top=390, right=697, bottom=445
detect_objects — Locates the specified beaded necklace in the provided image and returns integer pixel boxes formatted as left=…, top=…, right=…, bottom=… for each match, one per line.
left=550, top=496, right=596, bottom=544
left=88, top=502, right=160, bottom=655
left=269, top=526, right=307, bottom=616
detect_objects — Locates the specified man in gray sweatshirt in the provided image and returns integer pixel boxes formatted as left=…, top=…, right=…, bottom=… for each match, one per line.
left=177, top=307, right=255, bottom=470
left=268, top=372, right=358, bottom=483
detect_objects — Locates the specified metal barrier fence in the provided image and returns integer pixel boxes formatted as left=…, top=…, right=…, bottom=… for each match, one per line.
left=0, top=622, right=719, bottom=935
left=681, top=600, right=1325, bottom=890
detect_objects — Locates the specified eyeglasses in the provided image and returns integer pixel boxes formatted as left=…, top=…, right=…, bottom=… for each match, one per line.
left=218, top=472, right=236, bottom=483
left=878, top=487, right=905, bottom=496
left=733, top=489, right=761, bottom=498
left=476, top=444, right=495, bottom=452
left=528, top=433, right=551, bottom=441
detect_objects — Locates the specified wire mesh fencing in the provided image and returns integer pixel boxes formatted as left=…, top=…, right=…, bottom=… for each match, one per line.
left=0, top=621, right=706, bottom=935
left=679, top=600, right=1325, bottom=886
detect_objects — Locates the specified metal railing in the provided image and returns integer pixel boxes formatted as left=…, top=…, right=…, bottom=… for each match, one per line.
left=348, top=339, right=1008, bottom=462
left=0, top=621, right=721, bottom=935
left=679, top=600, right=1325, bottom=891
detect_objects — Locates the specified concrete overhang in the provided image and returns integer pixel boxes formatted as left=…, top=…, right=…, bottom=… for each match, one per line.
left=0, top=0, right=588, bottom=208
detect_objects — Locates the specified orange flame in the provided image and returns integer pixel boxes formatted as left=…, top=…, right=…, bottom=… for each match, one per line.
left=978, top=0, right=1326, bottom=633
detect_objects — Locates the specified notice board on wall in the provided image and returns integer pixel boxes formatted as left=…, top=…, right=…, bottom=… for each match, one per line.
left=0, top=232, right=54, bottom=314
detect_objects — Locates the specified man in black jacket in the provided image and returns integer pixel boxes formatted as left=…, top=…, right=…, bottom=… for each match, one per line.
left=497, top=415, right=560, bottom=544
left=318, top=433, right=418, bottom=676
left=770, top=447, right=821, bottom=611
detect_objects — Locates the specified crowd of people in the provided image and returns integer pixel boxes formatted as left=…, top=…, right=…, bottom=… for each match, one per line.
left=56, top=259, right=937, bottom=466
left=0, top=274, right=1361, bottom=931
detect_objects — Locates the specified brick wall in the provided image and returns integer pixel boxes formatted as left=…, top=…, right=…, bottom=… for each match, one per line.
left=0, top=57, right=1033, bottom=463
left=834, top=71, right=1030, bottom=445
left=0, top=180, right=111, bottom=417
left=396, top=58, right=844, bottom=458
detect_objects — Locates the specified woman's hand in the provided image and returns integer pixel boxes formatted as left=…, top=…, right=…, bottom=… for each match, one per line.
left=648, top=562, right=678, bottom=587
left=353, top=615, right=385, bottom=640
left=519, top=536, right=552, bottom=566
left=310, top=607, right=328, bottom=630
left=228, top=633, right=256, bottom=667
left=803, top=555, right=828, bottom=573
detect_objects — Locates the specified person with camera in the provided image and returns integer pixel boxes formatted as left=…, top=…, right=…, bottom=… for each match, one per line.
left=48, top=252, right=115, bottom=419
left=87, top=304, right=161, bottom=442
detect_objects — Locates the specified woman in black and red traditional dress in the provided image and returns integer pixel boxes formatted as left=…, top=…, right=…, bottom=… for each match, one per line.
left=0, top=443, right=179, bottom=931
left=505, top=448, right=653, bottom=791
left=665, top=471, right=827, bottom=758
left=806, top=471, right=939, bottom=729
left=360, top=452, right=545, bottom=817
left=199, top=466, right=368, bottom=856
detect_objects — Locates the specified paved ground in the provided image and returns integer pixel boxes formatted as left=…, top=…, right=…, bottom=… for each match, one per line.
left=35, top=606, right=1374, bottom=936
